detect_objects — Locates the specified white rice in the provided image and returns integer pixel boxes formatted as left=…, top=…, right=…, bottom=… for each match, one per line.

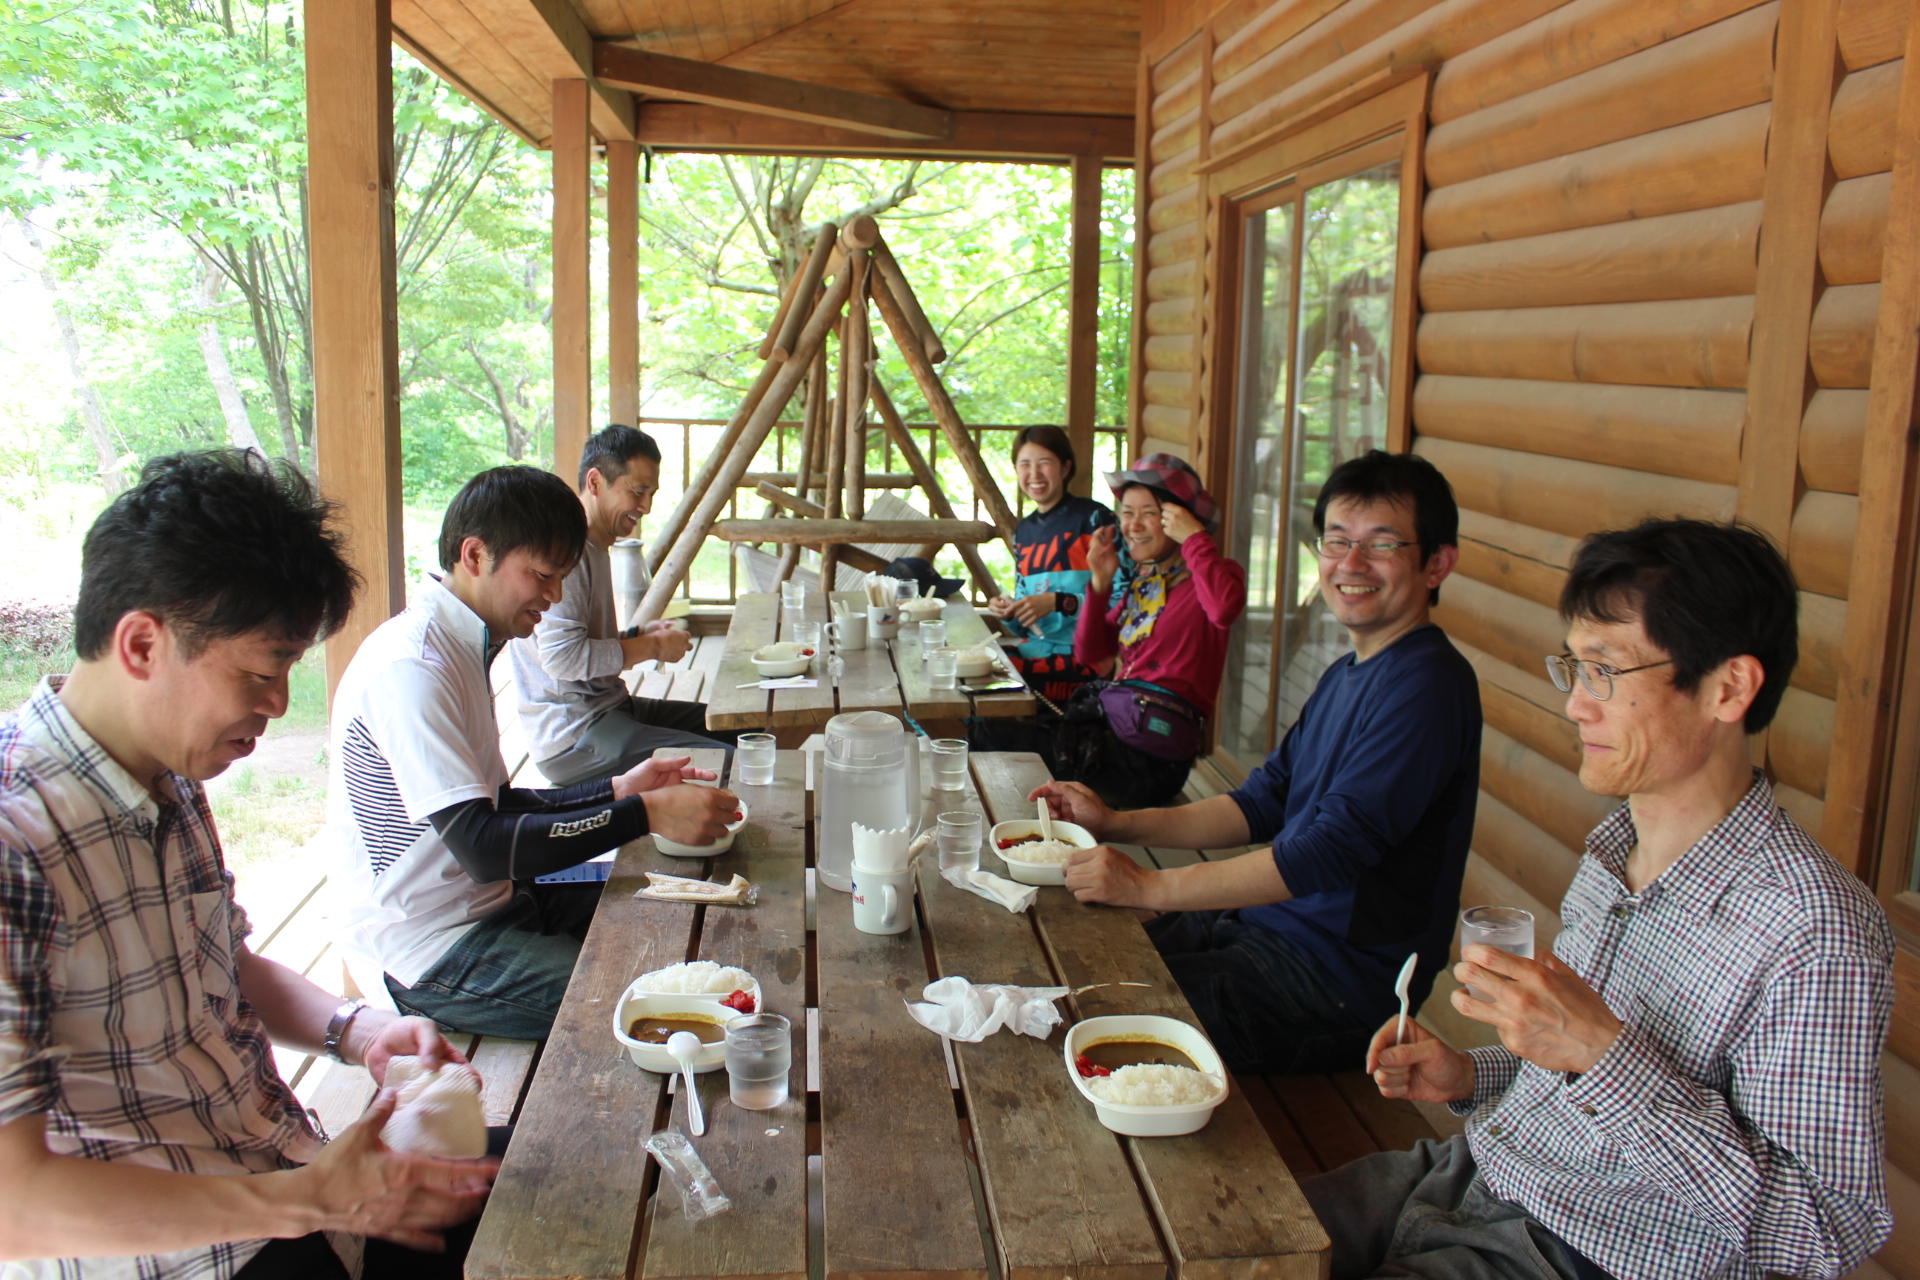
left=1004, top=837, right=1079, bottom=865
left=1084, top=1063, right=1223, bottom=1107
left=634, top=961, right=756, bottom=995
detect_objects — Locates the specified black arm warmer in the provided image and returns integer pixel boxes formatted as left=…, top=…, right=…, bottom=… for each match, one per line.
left=427, top=781, right=651, bottom=883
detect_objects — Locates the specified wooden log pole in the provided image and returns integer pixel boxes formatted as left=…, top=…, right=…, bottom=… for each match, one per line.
left=1066, top=154, right=1103, bottom=489
left=744, top=470, right=916, bottom=489
left=551, top=79, right=592, bottom=479
left=607, top=139, right=640, bottom=425
left=644, top=355, right=782, bottom=575
left=845, top=254, right=872, bottom=522
left=870, top=233, right=947, bottom=364
left=711, top=518, right=1000, bottom=544
left=870, top=377, right=1004, bottom=598
left=822, top=316, right=850, bottom=589
left=756, top=481, right=825, bottom=517
left=772, top=222, right=839, bottom=361
left=869, top=271, right=1019, bottom=544
left=638, top=269, right=853, bottom=619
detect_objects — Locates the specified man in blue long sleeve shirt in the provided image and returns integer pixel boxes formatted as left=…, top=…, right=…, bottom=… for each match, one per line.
left=1324, top=519, right=1893, bottom=1280
left=1036, top=451, right=1481, bottom=1075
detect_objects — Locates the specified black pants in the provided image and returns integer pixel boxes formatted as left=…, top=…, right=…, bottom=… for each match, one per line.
left=968, top=710, right=1191, bottom=808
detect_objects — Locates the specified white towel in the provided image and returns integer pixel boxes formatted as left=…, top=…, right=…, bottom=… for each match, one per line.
left=941, top=865, right=1038, bottom=913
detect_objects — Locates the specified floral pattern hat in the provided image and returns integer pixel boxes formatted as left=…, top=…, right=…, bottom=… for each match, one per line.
left=1103, top=453, right=1220, bottom=535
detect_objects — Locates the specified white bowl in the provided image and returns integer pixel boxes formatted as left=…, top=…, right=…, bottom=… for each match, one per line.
left=939, top=647, right=997, bottom=679
left=653, top=800, right=749, bottom=857
left=1063, top=1015, right=1229, bottom=1136
left=990, top=818, right=1096, bottom=886
left=612, top=991, right=744, bottom=1073
left=751, top=643, right=816, bottom=678
left=899, top=597, right=945, bottom=622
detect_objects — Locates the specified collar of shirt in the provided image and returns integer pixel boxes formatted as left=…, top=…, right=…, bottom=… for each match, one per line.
left=422, top=573, right=503, bottom=671
left=25, top=676, right=173, bottom=826
left=1582, top=768, right=1777, bottom=920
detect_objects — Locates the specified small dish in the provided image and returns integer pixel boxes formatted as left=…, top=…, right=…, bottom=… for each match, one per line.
left=989, top=818, right=1096, bottom=886
left=751, top=643, right=815, bottom=678
left=612, top=991, right=743, bottom=1073
left=653, top=801, right=749, bottom=857
left=1063, top=1014, right=1228, bottom=1137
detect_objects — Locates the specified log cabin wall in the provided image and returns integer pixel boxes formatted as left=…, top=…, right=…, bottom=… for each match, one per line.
left=1135, top=1, right=1919, bottom=1274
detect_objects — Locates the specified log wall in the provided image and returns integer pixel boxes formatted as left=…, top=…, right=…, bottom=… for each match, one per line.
left=1135, top=1, right=1917, bottom=1274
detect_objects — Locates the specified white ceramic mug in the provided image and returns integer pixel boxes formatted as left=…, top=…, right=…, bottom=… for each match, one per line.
left=827, top=613, right=868, bottom=651
left=851, top=864, right=911, bottom=935
left=867, top=605, right=899, bottom=641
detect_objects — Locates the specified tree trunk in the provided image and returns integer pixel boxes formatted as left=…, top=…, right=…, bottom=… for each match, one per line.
left=18, top=216, right=126, bottom=495
left=194, top=251, right=264, bottom=452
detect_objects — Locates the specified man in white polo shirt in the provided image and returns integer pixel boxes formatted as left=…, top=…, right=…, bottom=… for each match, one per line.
left=329, top=466, right=736, bottom=1040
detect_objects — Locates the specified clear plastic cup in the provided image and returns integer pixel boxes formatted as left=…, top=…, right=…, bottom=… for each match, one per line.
left=919, top=619, right=947, bottom=651
left=935, top=811, right=983, bottom=875
left=725, top=1013, right=792, bottom=1111
left=736, top=733, right=776, bottom=786
left=927, top=648, right=958, bottom=689
left=928, top=738, right=968, bottom=790
left=1460, top=906, right=1534, bottom=999
left=791, top=620, right=821, bottom=650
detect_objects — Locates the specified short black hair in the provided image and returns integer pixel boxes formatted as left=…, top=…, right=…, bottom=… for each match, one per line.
left=1012, top=425, right=1076, bottom=484
left=579, top=423, right=661, bottom=490
left=1560, top=518, right=1797, bottom=733
left=73, top=450, right=359, bottom=660
left=437, top=466, right=588, bottom=573
left=1313, top=450, right=1460, bottom=604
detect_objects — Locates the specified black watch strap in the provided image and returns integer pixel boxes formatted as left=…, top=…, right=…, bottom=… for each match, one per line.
left=1058, top=591, right=1078, bottom=616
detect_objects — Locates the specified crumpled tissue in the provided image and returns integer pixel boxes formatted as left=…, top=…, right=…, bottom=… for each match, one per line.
left=380, top=1055, right=487, bottom=1158
left=906, top=975, right=1068, bottom=1042
left=940, top=865, right=1037, bottom=913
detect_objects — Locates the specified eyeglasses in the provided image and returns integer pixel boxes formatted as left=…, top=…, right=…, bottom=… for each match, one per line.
left=1312, top=535, right=1417, bottom=559
left=1544, top=653, right=1675, bottom=701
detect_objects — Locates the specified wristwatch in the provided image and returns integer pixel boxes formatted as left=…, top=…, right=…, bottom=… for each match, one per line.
left=1057, top=591, right=1079, bottom=616
left=323, top=998, right=367, bottom=1064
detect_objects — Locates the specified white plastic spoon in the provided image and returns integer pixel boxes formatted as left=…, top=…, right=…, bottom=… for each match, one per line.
left=1392, top=952, right=1418, bottom=1046
left=667, top=1031, right=706, bottom=1136
left=1037, top=795, right=1054, bottom=844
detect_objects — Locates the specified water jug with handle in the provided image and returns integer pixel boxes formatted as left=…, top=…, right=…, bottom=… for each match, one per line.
left=818, top=711, right=919, bottom=893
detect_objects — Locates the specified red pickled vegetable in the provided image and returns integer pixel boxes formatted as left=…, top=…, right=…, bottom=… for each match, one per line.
left=721, top=988, right=757, bottom=1014
left=1074, top=1054, right=1110, bottom=1078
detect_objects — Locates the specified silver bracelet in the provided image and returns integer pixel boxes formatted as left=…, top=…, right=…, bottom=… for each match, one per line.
left=322, top=998, right=367, bottom=1064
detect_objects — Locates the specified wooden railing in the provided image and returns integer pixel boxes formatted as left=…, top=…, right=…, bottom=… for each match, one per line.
left=639, top=416, right=1128, bottom=604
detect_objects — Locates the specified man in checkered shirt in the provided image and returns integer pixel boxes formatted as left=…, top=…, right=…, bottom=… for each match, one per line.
left=1305, top=518, right=1894, bottom=1280
left=0, top=452, right=497, bottom=1278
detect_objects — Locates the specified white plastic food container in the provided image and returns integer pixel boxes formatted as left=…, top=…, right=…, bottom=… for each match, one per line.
left=1063, top=1014, right=1229, bottom=1137
left=989, top=818, right=1096, bottom=885
left=751, top=643, right=815, bottom=678
left=653, top=801, right=749, bottom=857
left=612, top=991, right=744, bottom=1073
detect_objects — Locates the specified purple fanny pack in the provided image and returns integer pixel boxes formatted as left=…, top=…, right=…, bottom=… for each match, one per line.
left=1096, top=681, right=1204, bottom=759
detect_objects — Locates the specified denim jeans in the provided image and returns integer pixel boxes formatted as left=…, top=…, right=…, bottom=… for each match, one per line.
left=1303, top=1135, right=1611, bottom=1280
left=537, top=695, right=735, bottom=786
left=1146, top=909, right=1383, bottom=1075
left=386, top=884, right=600, bottom=1039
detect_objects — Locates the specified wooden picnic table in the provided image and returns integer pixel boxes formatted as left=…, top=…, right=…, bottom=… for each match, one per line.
left=465, top=749, right=1329, bottom=1280
left=704, top=591, right=1038, bottom=740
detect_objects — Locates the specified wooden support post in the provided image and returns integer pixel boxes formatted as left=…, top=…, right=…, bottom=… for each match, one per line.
left=1066, top=154, right=1103, bottom=492
left=845, top=254, right=872, bottom=521
left=870, top=378, right=1004, bottom=598
left=870, top=270, right=1020, bottom=544
left=607, top=138, right=640, bottom=426
left=713, top=518, right=1000, bottom=544
left=871, top=235, right=946, bottom=364
left=637, top=269, right=854, bottom=620
left=307, top=0, right=403, bottom=701
left=552, top=78, right=592, bottom=477
left=774, top=223, right=839, bottom=361
left=645, top=357, right=781, bottom=575
left=822, top=319, right=848, bottom=589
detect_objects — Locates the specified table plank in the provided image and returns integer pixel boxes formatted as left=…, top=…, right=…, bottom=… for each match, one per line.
left=913, top=771, right=1166, bottom=1280
left=829, top=591, right=908, bottom=716
left=770, top=591, right=837, bottom=728
left=643, top=749, right=810, bottom=1280
left=707, top=592, right=781, bottom=730
left=816, top=839, right=989, bottom=1280
left=970, top=754, right=1331, bottom=1280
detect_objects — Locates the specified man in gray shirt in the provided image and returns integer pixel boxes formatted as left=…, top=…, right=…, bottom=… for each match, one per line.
left=509, top=425, right=731, bottom=785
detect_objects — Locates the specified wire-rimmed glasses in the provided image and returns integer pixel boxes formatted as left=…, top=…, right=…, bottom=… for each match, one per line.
left=1544, top=653, right=1675, bottom=701
left=1311, top=535, right=1417, bottom=559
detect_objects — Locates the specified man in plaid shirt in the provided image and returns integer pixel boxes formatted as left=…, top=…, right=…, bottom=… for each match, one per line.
left=1307, top=519, right=1894, bottom=1280
left=0, top=452, right=497, bottom=1278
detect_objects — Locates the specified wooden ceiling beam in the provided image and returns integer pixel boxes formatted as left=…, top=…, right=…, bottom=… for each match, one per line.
left=595, top=44, right=953, bottom=141
left=631, top=102, right=1134, bottom=162
left=469, top=0, right=636, bottom=141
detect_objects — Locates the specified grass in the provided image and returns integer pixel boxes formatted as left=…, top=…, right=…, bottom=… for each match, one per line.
left=209, top=767, right=328, bottom=872
left=0, top=636, right=73, bottom=711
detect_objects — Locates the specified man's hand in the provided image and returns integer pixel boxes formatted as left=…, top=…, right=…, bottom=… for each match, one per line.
left=1160, top=503, right=1203, bottom=545
left=988, top=595, right=1015, bottom=618
left=639, top=783, right=739, bottom=847
left=355, top=1013, right=469, bottom=1086
left=1009, top=593, right=1058, bottom=627
left=1088, top=525, right=1119, bottom=591
left=611, top=756, right=720, bottom=800
left=295, top=1091, right=496, bottom=1250
left=1062, top=846, right=1160, bottom=909
left=1452, top=945, right=1623, bottom=1074
left=1030, top=781, right=1113, bottom=836
left=1364, top=1017, right=1476, bottom=1103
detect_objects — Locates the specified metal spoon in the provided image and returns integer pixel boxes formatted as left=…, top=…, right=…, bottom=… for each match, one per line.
left=667, top=1031, right=706, bottom=1136
left=1037, top=795, right=1054, bottom=844
left=1392, top=952, right=1419, bottom=1046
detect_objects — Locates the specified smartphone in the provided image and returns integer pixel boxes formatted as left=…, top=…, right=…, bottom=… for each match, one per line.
left=963, top=678, right=1027, bottom=694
